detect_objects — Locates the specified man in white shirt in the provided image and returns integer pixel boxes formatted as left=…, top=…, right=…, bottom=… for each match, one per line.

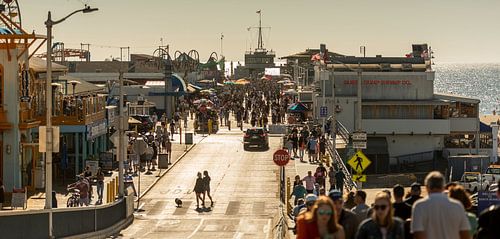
left=411, top=171, right=471, bottom=239
left=302, top=171, right=316, bottom=194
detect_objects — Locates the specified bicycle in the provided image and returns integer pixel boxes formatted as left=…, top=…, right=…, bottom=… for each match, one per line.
left=66, top=188, right=80, bottom=207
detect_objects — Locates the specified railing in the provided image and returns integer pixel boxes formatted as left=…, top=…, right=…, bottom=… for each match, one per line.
left=326, top=138, right=358, bottom=191
left=335, top=120, right=350, bottom=144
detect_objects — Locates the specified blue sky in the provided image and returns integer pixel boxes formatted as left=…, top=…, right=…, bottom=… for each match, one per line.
left=20, top=0, right=500, bottom=62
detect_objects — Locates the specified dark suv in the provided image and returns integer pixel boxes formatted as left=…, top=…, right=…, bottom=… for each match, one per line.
left=243, top=127, right=269, bottom=150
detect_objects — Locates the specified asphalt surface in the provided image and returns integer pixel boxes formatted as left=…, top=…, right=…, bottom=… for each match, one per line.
left=116, top=128, right=282, bottom=238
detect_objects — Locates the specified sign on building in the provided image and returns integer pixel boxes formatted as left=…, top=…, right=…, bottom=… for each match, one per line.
left=320, top=106, right=328, bottom=117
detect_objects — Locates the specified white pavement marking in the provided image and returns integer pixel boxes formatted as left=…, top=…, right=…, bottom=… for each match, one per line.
left=264, top=218, right=271, bottom=238
left=187, top=218, right=204, bottom=239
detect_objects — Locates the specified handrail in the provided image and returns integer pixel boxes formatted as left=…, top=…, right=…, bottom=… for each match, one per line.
left=335, top=120, right=350, bottom=144
left=326, top=138, right=358, bottom=191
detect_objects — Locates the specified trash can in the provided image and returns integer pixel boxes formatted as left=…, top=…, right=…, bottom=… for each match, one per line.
left=158, top=153, right=169, bottom=169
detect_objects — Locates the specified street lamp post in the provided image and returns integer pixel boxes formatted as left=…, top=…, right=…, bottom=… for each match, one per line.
left=45, top=6, right=98, bottom=238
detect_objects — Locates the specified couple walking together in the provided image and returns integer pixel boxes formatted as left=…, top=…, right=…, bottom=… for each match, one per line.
left=194, top=171, right=214, bottom=209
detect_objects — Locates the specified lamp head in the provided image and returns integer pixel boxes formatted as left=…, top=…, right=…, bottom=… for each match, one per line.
left=83, top=6, right=98, bottom=13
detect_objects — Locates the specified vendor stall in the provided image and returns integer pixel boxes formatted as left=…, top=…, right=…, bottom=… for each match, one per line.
left=194, top=104, right=219, bottom=133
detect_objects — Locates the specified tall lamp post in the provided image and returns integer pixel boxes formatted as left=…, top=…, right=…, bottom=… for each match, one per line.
left=45, top=6, right=98, bottom=238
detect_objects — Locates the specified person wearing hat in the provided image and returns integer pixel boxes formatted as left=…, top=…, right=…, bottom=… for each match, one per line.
left=405, top=182, right=423, bottom=206
left=329, top=189, right=360, bottom=239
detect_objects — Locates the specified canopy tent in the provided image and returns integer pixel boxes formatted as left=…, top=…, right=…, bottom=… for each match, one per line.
left=287, top=102, right=309, bottom=112
left=235, top=78, right=250, bottom=85
left=128, top=117, right=141, bottom=124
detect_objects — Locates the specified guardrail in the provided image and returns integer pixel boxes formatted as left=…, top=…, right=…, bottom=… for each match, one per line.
left=0, top=193, right=134, bottom=239
left=326, top=137, right=358, bottom=191
left=335, top=120, right=350, bottom=144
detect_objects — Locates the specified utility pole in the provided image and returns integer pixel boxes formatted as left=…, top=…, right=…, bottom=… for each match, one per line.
left=220, top=33, right=224, bottom=57
left=356, top=62, right=362, bottom=131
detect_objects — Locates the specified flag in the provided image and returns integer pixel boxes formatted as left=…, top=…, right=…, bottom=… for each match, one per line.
left=256, top=10, right=261, bottom=14
left=420, top=50, right=429, bottom=58
left=311, top=53, right=321, bottom=61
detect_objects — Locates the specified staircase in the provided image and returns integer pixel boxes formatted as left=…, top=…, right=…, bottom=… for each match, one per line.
left=326, top=120, right=358, bottom=191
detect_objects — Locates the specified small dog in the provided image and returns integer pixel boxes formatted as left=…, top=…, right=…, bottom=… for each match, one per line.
left=175, top=198, right=183, bottom=208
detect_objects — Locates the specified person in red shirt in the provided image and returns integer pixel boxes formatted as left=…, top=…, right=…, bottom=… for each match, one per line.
left=296, top=195, right=345, bottom=239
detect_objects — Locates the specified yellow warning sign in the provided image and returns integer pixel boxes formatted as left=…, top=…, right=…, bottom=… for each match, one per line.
left=352, top=174, right=367, bottom=182
left=348, top=150, right=371, bottom=174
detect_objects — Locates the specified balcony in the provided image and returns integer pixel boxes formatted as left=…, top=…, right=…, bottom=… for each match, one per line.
left=363, top=119, right=450, bottom=135
left=35, top=95, right=106, bottom=126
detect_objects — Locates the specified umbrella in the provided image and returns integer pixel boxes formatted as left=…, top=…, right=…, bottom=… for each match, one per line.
left=235, top=79, right=250, bottom=85
left=277, top=80, right=289, bottom=84
left=284, top=82, right=295, bottom=86
left=287, top=102, right=309, bottom=112
left=193, top=98, right=214, bottom=105
left=128, top=117, right=141, bottom=124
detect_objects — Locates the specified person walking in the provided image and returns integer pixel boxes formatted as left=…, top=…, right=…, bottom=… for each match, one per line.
left=335, top=169, right=345, bottom=194
left=95, top=167, right=105, bottom=204
left=329, top=189, right=360, bottom=239
left=298, top=136, right=305, bottom=162
left=296, top=195, right=345, bottom=239
left=165, top=138, right=172, bottom=163
left=302, top=171, right=316, bottom=194
left=328, top=167, right=336, bottom=191
left=356, top=191, right=405, bottom=239
left=290, top=180, right=307, bottom=206
left=448, top=185, right=478, bottom=237
left=411, top=171, right=471, bottom=239
left=392, top=184, right=412, bottom=221
left=351, top=190, right=370, bottom=221
left=404, top=182, right=423, bottom=206
left=202, top=171, right=214, bottom=208
left=194, top=172, right=205, bottom=209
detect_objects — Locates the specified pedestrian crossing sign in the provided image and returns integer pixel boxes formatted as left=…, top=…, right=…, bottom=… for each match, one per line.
left=352, top=174, right=367, bottom=182
left=347, top=150, right=371, bottom=174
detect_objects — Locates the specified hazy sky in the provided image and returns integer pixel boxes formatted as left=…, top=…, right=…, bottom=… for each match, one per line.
left=20, top=0, right=500, bottom=63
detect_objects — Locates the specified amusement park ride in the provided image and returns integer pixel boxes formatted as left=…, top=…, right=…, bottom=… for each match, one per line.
left=0, top=0, right=47, bottom=61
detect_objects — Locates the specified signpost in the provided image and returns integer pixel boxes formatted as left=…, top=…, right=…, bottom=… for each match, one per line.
left=273, top=149, right=290, bottom=167
left=273, top=149, right=290, bottom=204
left=348, top=150, right=372, bottom=187
left=352, top=131, right=367, bottom=149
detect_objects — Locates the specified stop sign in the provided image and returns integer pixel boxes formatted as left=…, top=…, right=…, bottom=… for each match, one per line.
left=273, top=149, right=290, bottom=166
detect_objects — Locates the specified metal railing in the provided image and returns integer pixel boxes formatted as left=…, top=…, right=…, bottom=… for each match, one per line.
left=335, top=120, right=350, bottom=144
left=327, top=120, right=358, bottom=191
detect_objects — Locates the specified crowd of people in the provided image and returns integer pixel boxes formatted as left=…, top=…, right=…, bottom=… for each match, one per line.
left=291, top=171, right=500, bottom=239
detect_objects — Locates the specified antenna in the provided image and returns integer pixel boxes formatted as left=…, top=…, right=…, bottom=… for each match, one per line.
left=257, top=9, right=263, bottom=50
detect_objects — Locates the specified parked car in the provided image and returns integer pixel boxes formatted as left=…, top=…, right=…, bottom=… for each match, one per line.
left=458, top=172, right=490, bottom=193
left=243, top=127, right=269, bottom=150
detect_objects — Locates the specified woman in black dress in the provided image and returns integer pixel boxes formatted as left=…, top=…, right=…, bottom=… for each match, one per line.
left=194, top=172, right=205, bottom=208
left=203, top=171, right=214, bottom=207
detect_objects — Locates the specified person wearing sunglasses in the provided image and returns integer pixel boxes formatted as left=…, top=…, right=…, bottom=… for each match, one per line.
left=296, top=195, right=345, bottom=239
left=356, top=191, right=405, bottom=239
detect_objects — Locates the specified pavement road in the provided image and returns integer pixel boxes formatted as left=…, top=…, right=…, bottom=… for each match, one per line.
left=117, top=128, right=282, bottom=238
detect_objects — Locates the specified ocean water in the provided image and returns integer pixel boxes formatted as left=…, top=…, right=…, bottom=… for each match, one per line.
left=433, top=63, right=499, bottom=115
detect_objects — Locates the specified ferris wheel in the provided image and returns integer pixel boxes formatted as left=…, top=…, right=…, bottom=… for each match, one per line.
left=0, top=0, right=21, bottom=29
